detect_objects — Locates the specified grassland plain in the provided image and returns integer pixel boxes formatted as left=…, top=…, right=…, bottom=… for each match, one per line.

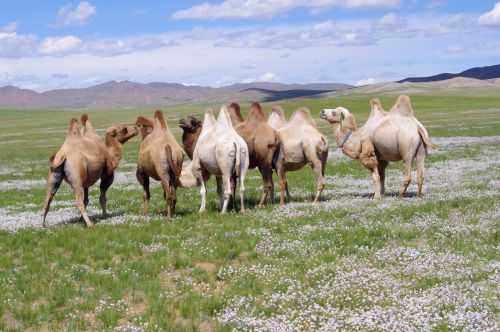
left=0, top=94, right=499, bottom=331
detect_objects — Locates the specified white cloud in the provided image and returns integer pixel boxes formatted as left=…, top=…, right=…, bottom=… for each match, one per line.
left=39, top=36, right=82, bottom=55
left=479, top=2, right=500, bottom=26
left=1, top=22, right=18, bottom=33
left=356, top=78, right=377, bottom=86
left=173, top=0, right=400, bottom=20
left=259, top=72, right=279, bottom=81
left=56, top=1, right=96, bottom=27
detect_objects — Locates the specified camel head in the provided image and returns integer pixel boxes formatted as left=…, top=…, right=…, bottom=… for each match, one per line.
left=179, top=115, right=202, bottom=133
left=135, top=116, right=155, bottom=139
left=320, top=107, right=357, bottom=130
left=106, top=124, right=139, bottom=144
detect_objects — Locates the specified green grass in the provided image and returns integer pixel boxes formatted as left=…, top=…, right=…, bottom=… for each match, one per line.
left=0, top=94, right=499, bottom=331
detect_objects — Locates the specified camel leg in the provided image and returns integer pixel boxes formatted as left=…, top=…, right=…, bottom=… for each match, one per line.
left=239, top=171, right=247, bottom=213
left=199, top=179, right=207, bottom=213
left=399, top=158, right=413, bottom=197
left=160, top=178, right=174, bottom=219
left=83, top=188, right=89, bottom=208
left=416, top=146, right=426, bottom=198
left=371, top=167, right=382, bottom=200
left=73, top=184, right=93, bottom=227
left=377, top=160, right=388, bottom=196
left=221, top=175, right=232, bottom=214
left=258, top=167, right=274, bottom=207
left=277, top=163, right=287, bottom=206
left=42, top=171, right=64, bottom=227
left=311, top=159, right=326, bottom=203
left=216, top=176, right=224, bottom=210
left=99, top=174, right=114, bottom=218
left=136, top=169, right=150, bottom=215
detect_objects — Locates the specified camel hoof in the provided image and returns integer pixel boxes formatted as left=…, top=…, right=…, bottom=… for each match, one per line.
left=86, top=222, right=95, bottom=228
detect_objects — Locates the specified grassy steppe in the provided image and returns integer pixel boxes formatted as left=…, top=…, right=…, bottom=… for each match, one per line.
left=0, top=94, right=499, bottom=331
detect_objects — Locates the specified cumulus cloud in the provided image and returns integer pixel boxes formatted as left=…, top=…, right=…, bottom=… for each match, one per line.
left=39, top=36, right=82, bottom=55
left=479, top=2, right=500, bottom=26
left=56, top=1, right=96, bottom=27
left=173, top=0, right=400, bottom=20
left=1, top=22, right=18, bottom=33
left=0, top=23, right=37, bottom=58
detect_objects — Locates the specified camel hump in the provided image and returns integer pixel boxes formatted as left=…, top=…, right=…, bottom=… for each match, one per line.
left=291, top=107, right=316, bottom=127
left=370, top=98, right=384, bottom=111
left=390, top=95, right=415, bottom=117
left=136, top=116, right=154, bottom=128
left=217, top=105, right=233, bottom=128
left=67, top=118, right=81, bottom=137
left=228, top=102, right=244, bottom=124
left=271, top=105, right=285, bottom=118
left=80, top=114, right=89, bottom=125
left=248, top=102, right=266, bottom=122
left=154, top=110, right=167, bottom=129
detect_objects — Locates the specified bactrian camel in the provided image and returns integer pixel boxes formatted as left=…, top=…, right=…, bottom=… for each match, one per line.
left=320, top=96, right=435, bottom=199
left=191, top=107, right=249, bottom=214
left=228, top=102, right=280, bottom=206
left=268, top=106, right=329, bottom=206
left=42, top=115, right=138, bottom=227
left=136, top=111, right=184, bottom=219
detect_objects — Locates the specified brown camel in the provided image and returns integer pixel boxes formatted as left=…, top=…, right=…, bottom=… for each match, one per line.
left=270, top=107, right=329, bottom=205
left=136, top=110, right=184, bottom=219
left=42, top=115, right=138, bottom=227
left=179, top=115, right=202, bottom=160
left=227, top=102, right=280, bottom=206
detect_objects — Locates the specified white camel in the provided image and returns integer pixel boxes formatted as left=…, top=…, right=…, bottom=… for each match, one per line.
left=191, top=106, right=249, bottom=213
left=268, top=106, right=329, bottom=205
left=320, top=96, right=435, bottom=198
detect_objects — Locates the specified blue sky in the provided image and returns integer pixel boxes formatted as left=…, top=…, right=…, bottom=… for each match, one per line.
left=1, top=0, right=500, bottom=91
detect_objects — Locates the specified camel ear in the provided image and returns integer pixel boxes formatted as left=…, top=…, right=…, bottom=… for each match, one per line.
left=81, top=114, right=89, bottom=125
left=340, top=112, right=345, bottom=121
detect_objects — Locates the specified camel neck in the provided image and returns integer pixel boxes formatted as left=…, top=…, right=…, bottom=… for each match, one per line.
left=332, top=124, right=354, bottom=148
left=105, top=134, right=123, bottom=164
left=182, top=128, right=201, bottom=160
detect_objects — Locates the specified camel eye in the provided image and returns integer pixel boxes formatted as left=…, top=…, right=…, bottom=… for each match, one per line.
left=122, top=128, right=128, bottom=134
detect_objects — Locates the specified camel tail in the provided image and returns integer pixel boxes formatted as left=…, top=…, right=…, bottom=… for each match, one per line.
left=417, top=124, right=438, bottom=154
left=165, top=144, right=181, bottom=187
left=49, top=153, right=66, bottom=173
left=272, top=136, right=282, bottom=171
left=233, top=142, right=242, bottom=177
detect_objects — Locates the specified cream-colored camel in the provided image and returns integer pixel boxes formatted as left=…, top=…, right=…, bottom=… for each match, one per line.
left=191, top=107, right=249, bottom=213
left=136, top=111, right=184, bottom=219
left=268, top=105, right=287, bottom=130
left=320, top=96, right=435, bottom=198
left=227, top=102, right=280, bottom=206
left=270, top=107, right=329, bottom=205
left=42, top=115, right=138, bottom=227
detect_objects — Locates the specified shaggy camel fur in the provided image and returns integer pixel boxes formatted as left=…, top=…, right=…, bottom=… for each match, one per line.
left=136, top=111, right=184, bottom=218
left=191, top=107, right=249, bottom=213
left=42, top=115, right=138, bottom=227
left=269, top=107, right=329, bottom=206
left=320, top=96, right=435, bottom=198
left=227, top=102, right=280, bottom=206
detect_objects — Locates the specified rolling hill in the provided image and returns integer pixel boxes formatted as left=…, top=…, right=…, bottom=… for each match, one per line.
left=399, top=64, right=500, bottom=83
left=0, top=81, right=351, bottom=109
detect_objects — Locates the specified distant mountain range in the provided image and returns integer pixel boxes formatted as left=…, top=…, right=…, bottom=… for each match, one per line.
left=0, top=81, right=350, bottom=109
left=399, top=64, right=500, bottom=83
left=3, top=63, right=500, bottom=109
